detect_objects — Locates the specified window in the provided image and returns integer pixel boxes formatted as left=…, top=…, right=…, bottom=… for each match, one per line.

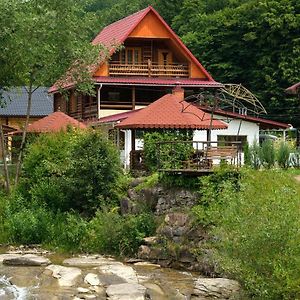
left=119, top=47, right=141, bottom=64
left=217, top=135, right=247, bottom=147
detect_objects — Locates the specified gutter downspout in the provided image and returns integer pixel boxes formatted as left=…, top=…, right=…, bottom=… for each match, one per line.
left=97, top=84, right=103, bottom=119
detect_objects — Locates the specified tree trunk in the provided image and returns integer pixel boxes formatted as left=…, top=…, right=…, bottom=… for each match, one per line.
left=0, top=124, right=10, bottom=193
left=14, top=83, right=34, bottom=185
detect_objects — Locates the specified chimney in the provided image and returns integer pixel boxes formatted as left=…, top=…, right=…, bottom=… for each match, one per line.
left=172, top=86, right=184, bottom=100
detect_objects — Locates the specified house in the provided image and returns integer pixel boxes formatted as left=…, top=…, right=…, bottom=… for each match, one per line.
left=49, top=6, right=221, bottom=120
left=0, top=87, right=53, bottom=129
left=286, top=82, right=300, bottom=98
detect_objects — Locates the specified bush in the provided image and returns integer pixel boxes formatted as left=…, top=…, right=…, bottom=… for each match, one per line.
left=260, top=140, right=275, bottom=169
left=248, top=140, right=261, bottom=169
left=143, top=130, right=193, bottom=171
left=212, top=170, right=300, bottom=299
left=86, top=210, right=156, bottom=255
left=19, top=129, right=122, bottom=215
left=277, top=141, right=291, bottom=169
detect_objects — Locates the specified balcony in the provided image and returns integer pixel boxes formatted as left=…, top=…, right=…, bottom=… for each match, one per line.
left=109, top=61, right=189, bottom=78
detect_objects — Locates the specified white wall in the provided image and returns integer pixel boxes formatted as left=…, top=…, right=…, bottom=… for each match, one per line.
left=193, top=116, right=260, bottom=145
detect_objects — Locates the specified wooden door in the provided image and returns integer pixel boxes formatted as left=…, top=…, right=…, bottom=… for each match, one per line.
left=158, top=49, right=172, bottom=65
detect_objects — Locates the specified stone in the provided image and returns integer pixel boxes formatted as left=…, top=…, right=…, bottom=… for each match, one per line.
left=130, top=177, right=146, bottom=188
left=84, top=273, right=101, bottom=286
left=142, top=236, right=158, bottom=245
left=3, top=254, right=51, bottom=266
left=106, top=283, right=146, bottom=300
left=77, top=287, right=90, bottom=293
left=164, top=212, right=188, bottom=227
left=98, top=263, right=138, bottom=284
left=63, top=255, right=120, bottom=267
left=124, top=258, right=144, bottom=264
left=137, top=245, right=151, bottom=259
left=0, top=254, right=21, bottom=263
left=46, top=264, right=82, bottom=287
left=193, top=278, right=241, bottom=299
left=134, top=262, right=161, bottom=268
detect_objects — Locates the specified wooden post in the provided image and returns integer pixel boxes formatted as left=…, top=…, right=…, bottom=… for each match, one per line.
left=132, top=86, right=136, bottom=110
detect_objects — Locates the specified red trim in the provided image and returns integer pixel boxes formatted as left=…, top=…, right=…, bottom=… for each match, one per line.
left=199, top=106, right=291, bottom=129
left=286, top=82, right=300, bottom=95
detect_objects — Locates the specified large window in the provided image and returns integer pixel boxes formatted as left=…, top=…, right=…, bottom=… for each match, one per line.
left=217, top=135, right=247, bottom=147
left=119, top=47, right=141, bottom=64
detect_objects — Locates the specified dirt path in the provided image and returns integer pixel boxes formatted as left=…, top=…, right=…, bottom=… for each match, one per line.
left=295, top=175, right=300, bottom=183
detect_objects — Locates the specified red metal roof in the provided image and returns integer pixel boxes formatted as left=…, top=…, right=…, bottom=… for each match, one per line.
left=199, top=106, right=291, bottom=129
left=93, top=76, right=222, bottom=87
left=92, top=6, right=214, bottom=82
left=16, top=111, right=86, bottom=133
left=286, top=82, right=300, bottom=95
left=116, top=93, right=228, bottom=130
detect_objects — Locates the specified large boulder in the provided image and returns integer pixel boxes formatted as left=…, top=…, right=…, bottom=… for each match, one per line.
left=3, top=254, right=51, bottom=266
left=106, top=283, right=147, bottom=300
left=193, top=278, right=241, bottom=299
left=45, top=265, right=82, bottom=287
left=98, top=263, right=138, bottom=284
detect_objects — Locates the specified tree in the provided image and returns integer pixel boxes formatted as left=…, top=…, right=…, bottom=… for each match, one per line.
left=0, top=0, right=108, bottom=187
left=174, top=0, right=300, bottom=126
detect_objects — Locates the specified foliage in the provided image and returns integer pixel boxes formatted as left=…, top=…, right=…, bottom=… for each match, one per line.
left=260, top=139, right=275, bottom=169
left=192, top=167, right=240, bottom=226
left=134, top=173, right=159, bottom=192
left=84, top=210, right=156, bottom=255
left=173, top=0, right=300, bottom=127
left=143, top=130, right=193, bottom=171
left=19, top=129, right=122, bottom=215
left=248, top=140, right=261, bottom=169
left=159, top=173, right=200, bottom=190
left=211, top=170, right=300, bottom=299
left=277, top=141, right=291, bottom=169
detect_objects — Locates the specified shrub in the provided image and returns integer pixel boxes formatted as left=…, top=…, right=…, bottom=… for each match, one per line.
left=212, top=170, right=300, bottom=299
left=260, top=140, right=275, bottom=169
left=277, top=142, right=291, bottom=169
left=20, top=129, right=122, bottom=215
left=143, top=130, right=193, bottom=171
left=248, top=140, right=261, bottom=169
left=86, top=210, right=156, bottom=255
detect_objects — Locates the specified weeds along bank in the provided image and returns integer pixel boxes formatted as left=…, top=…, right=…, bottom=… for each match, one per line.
left=0, top=129, right=299, bottom=299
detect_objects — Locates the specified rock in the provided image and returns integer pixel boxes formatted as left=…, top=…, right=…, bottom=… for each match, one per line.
left=134, top=262, right=161, bottom=268
left=63, top=255, right=120, bottom=267
left=142, top=236, right=158, bottom=245
left=125, top=258, right=144, bottom=264
left=106, top=283, right=146, bottom=300
left=46, top=264, right=82, bottom=287
left=98, top=263, right=138, bottom=284
left=138, top=245, right=151, bottom=259
left=130, top=177, right=146, bottom=188
left=193, top=278, right=241, bottom=299
left=164, top=212, right=188, bottom=227
left=77, top=287, right=90, bottom=293
left=84, top=273, right=101, bottom=286
left=3, top=254, right=51, bottom=266
left=0, top=254, right=21, bottom=263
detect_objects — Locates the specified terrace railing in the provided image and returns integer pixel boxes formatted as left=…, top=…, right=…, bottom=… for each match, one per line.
left=109, top=61, right=189, bottom=78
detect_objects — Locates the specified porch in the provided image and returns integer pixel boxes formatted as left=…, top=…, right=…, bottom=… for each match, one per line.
left=130, top=141, right=243, bottom=174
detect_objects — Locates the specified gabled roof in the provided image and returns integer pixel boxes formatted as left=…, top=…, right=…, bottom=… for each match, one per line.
left=92, top=6, right=214, bottom=81
left=116, top=93, right=227, bottom=130
left=199, top=106, right=291, bottom=130
left=1, top=87, right=53, bottom=117
left=20, top=111, right=86, bottom=133
left=286, top=82, right=300, bottom=95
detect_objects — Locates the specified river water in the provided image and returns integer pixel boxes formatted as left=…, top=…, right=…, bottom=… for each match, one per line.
left=0, top=250, right=196, bottom=299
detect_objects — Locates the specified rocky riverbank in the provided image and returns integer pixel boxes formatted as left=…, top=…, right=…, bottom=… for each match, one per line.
left=0, top=247, right=241, bottom=299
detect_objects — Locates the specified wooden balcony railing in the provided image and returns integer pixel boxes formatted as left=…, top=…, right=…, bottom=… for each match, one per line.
left=109, top=61, right=189, bottom=78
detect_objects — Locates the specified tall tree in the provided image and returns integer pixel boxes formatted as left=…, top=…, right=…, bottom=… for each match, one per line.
left=174, top=0, right=300, bottom=126
left=0, top=0, right=108, bottom=186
